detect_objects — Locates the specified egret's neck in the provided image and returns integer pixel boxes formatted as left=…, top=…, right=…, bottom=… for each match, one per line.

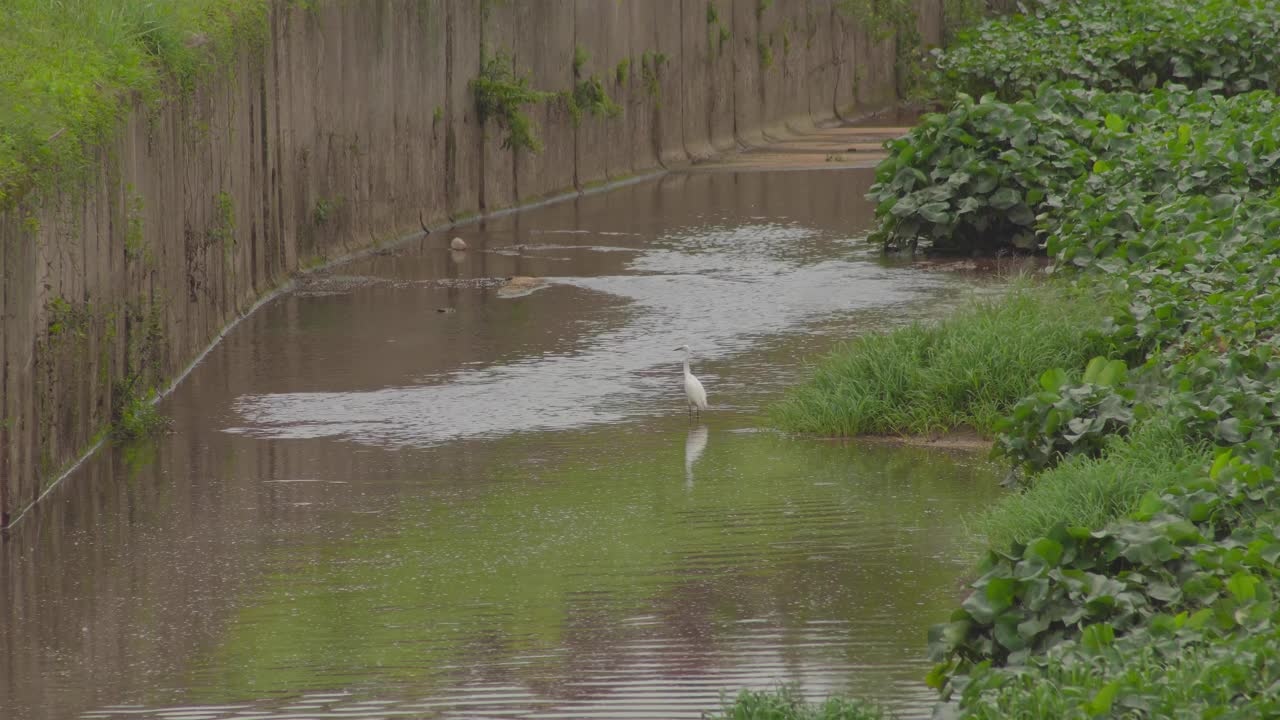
left=682, top=353, right=691, bottom=375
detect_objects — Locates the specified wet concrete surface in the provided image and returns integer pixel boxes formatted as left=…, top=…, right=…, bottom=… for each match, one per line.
left=0, top=170, right=1003, bottom=720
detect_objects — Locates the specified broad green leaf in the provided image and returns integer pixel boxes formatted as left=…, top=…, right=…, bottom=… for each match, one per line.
left=989, top=186, right=1021, bottom=210
left=1227, top=571, right=1259, bottom=602
left=1039, top=367, right=1068, bottom=392
left=1084, top=679, right=1121, bottom=715
left=1082, top=356, right=1108, bottom=384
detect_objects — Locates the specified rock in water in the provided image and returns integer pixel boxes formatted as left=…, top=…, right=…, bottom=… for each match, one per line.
left=450, top=237, right=468, bottom=251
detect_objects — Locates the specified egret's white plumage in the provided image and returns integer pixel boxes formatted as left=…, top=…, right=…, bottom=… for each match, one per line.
left=675, top=345, right=708, bottom=418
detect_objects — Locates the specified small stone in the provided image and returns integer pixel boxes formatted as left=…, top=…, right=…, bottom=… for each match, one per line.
left=450, top=237, right=468, bottom=251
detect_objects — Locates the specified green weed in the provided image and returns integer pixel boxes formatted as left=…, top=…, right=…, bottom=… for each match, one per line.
left=0, top=0, right=269, bottom=209
left=973, top=419, right=1211, bottom=551
left=471, top=47, right=553, bottom=152
left=565, top=47, right=621, bottom=126
left=111, top=376, right=170, bottom=441
left=313, top=196, right=341, bottom=226
left=640, top=50, right=667, bottom=100
left=758, top=39, right=774, bottom=71
left=708, top=686, right=885, bottom=720
left=770, top=282, right=1114, bottom=437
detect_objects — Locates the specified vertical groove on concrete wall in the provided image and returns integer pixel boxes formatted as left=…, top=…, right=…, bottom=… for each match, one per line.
left=0, top=0, right=919, bottom=526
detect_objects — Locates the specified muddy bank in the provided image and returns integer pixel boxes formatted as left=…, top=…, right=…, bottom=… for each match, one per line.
left=0, top=0, right=945, bottom=525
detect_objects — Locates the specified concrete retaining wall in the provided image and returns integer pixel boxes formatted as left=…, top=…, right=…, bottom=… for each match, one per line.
left=0, top=0, right=933, bottom=526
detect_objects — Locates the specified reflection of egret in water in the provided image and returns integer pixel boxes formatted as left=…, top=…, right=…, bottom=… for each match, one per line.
left=684, top=424, right=708, bottom=488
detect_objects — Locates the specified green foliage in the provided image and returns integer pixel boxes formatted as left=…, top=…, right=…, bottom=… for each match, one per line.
left=124, top=184, right=148, bottom=262
left=615, top=58, right=630, bottom=85
left=932, top=0, right=1280, bottom=102
left=111, top=375, right=170, bottom=441
left=838, top=0, right=917, bottom=42
left=432, top=106, right=442, bottom=124
left=841, top=0, right=1280, bottom=714
left=564, top=47, right=621, bottom=127
left=838, top=0, right=923, bottom=96
left=956, top=615, right=1280, bottom=718
left=312, top=197, right=341, bottom=227
left=640, top=50, right=667, bottom=100
left=707, top=2, right=730, bottom=59
left=930, top=449, right=1280, bottom=695
left=869, top=85, right=1280, bottom=253
left=208, top=190, right=235, bottom=245
left=471, top=48, right=553, bottom=153
left=0, top=0, right=270, bottom=209
left=708, top=686, right=885, bottom=720
left=46, top=297, right=89, bottom=341
left=974, top=419, right=1211, bottom=551
left=994, top=357, right=1139, bottom=472
left=758, top=39, right=774, bottom=71
left=565, top=76, right=622, bottom=127
left=770, top=283, right=1113, bottom=437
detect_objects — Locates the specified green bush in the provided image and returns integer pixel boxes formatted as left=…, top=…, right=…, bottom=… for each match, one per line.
left=471, top=48, right=553, bottom=152
left=932, top=0, right=1280, bottom=102
left=955, top=610, right=1280, bottom=718
left=869, top=86, right=1280, bottom=254
left=930, top=448, right=1280, bottom=690
left=770, top=283, right=1114, bottom=437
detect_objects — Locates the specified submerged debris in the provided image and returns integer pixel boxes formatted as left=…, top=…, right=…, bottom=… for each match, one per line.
left=497, top=276, right=549, bottom=298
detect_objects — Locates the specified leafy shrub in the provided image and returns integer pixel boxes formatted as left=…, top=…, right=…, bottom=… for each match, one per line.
left=954, top=608, right=1280, bottom=718
left=870, top=86, right=1280, bottom=254
left=930, top=448, right=1280, bottom=692
left=994, top=358, right=1139, bottom=473
left=932, top=0, right=1280, bottom=102
left=471, top=48, right=553, bottom=152
left=867, top=88, right=1097, bottom=253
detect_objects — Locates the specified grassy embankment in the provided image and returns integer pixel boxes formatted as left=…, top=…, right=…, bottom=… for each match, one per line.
left=0, top=0, right=268, bottom=210
left=722, top=0, right=1280, bottom=716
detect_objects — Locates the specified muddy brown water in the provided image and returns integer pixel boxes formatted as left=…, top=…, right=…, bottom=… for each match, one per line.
left=0, top=170, right=1003, bottom=720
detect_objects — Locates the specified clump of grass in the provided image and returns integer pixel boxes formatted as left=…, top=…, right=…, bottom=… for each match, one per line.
left=770, top=282, right=1116, bottom=437
left=708, top=686, right=885, bottom=720
left=0, top=0, right=269, bottom=209
left=972, top=418, right=1210, bottom=551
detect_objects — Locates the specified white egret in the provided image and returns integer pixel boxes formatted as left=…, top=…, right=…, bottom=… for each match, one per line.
left=674, top=345, right=708, bottom=418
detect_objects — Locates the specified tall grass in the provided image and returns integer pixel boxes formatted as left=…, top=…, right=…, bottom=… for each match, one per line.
left=708, top=687, right=886, bottom=720
left=0, top=0, right=269, bottom=207
left=972, top=418, right=1210, bottom=551
left=770, top=282, right=1116, bottom=437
